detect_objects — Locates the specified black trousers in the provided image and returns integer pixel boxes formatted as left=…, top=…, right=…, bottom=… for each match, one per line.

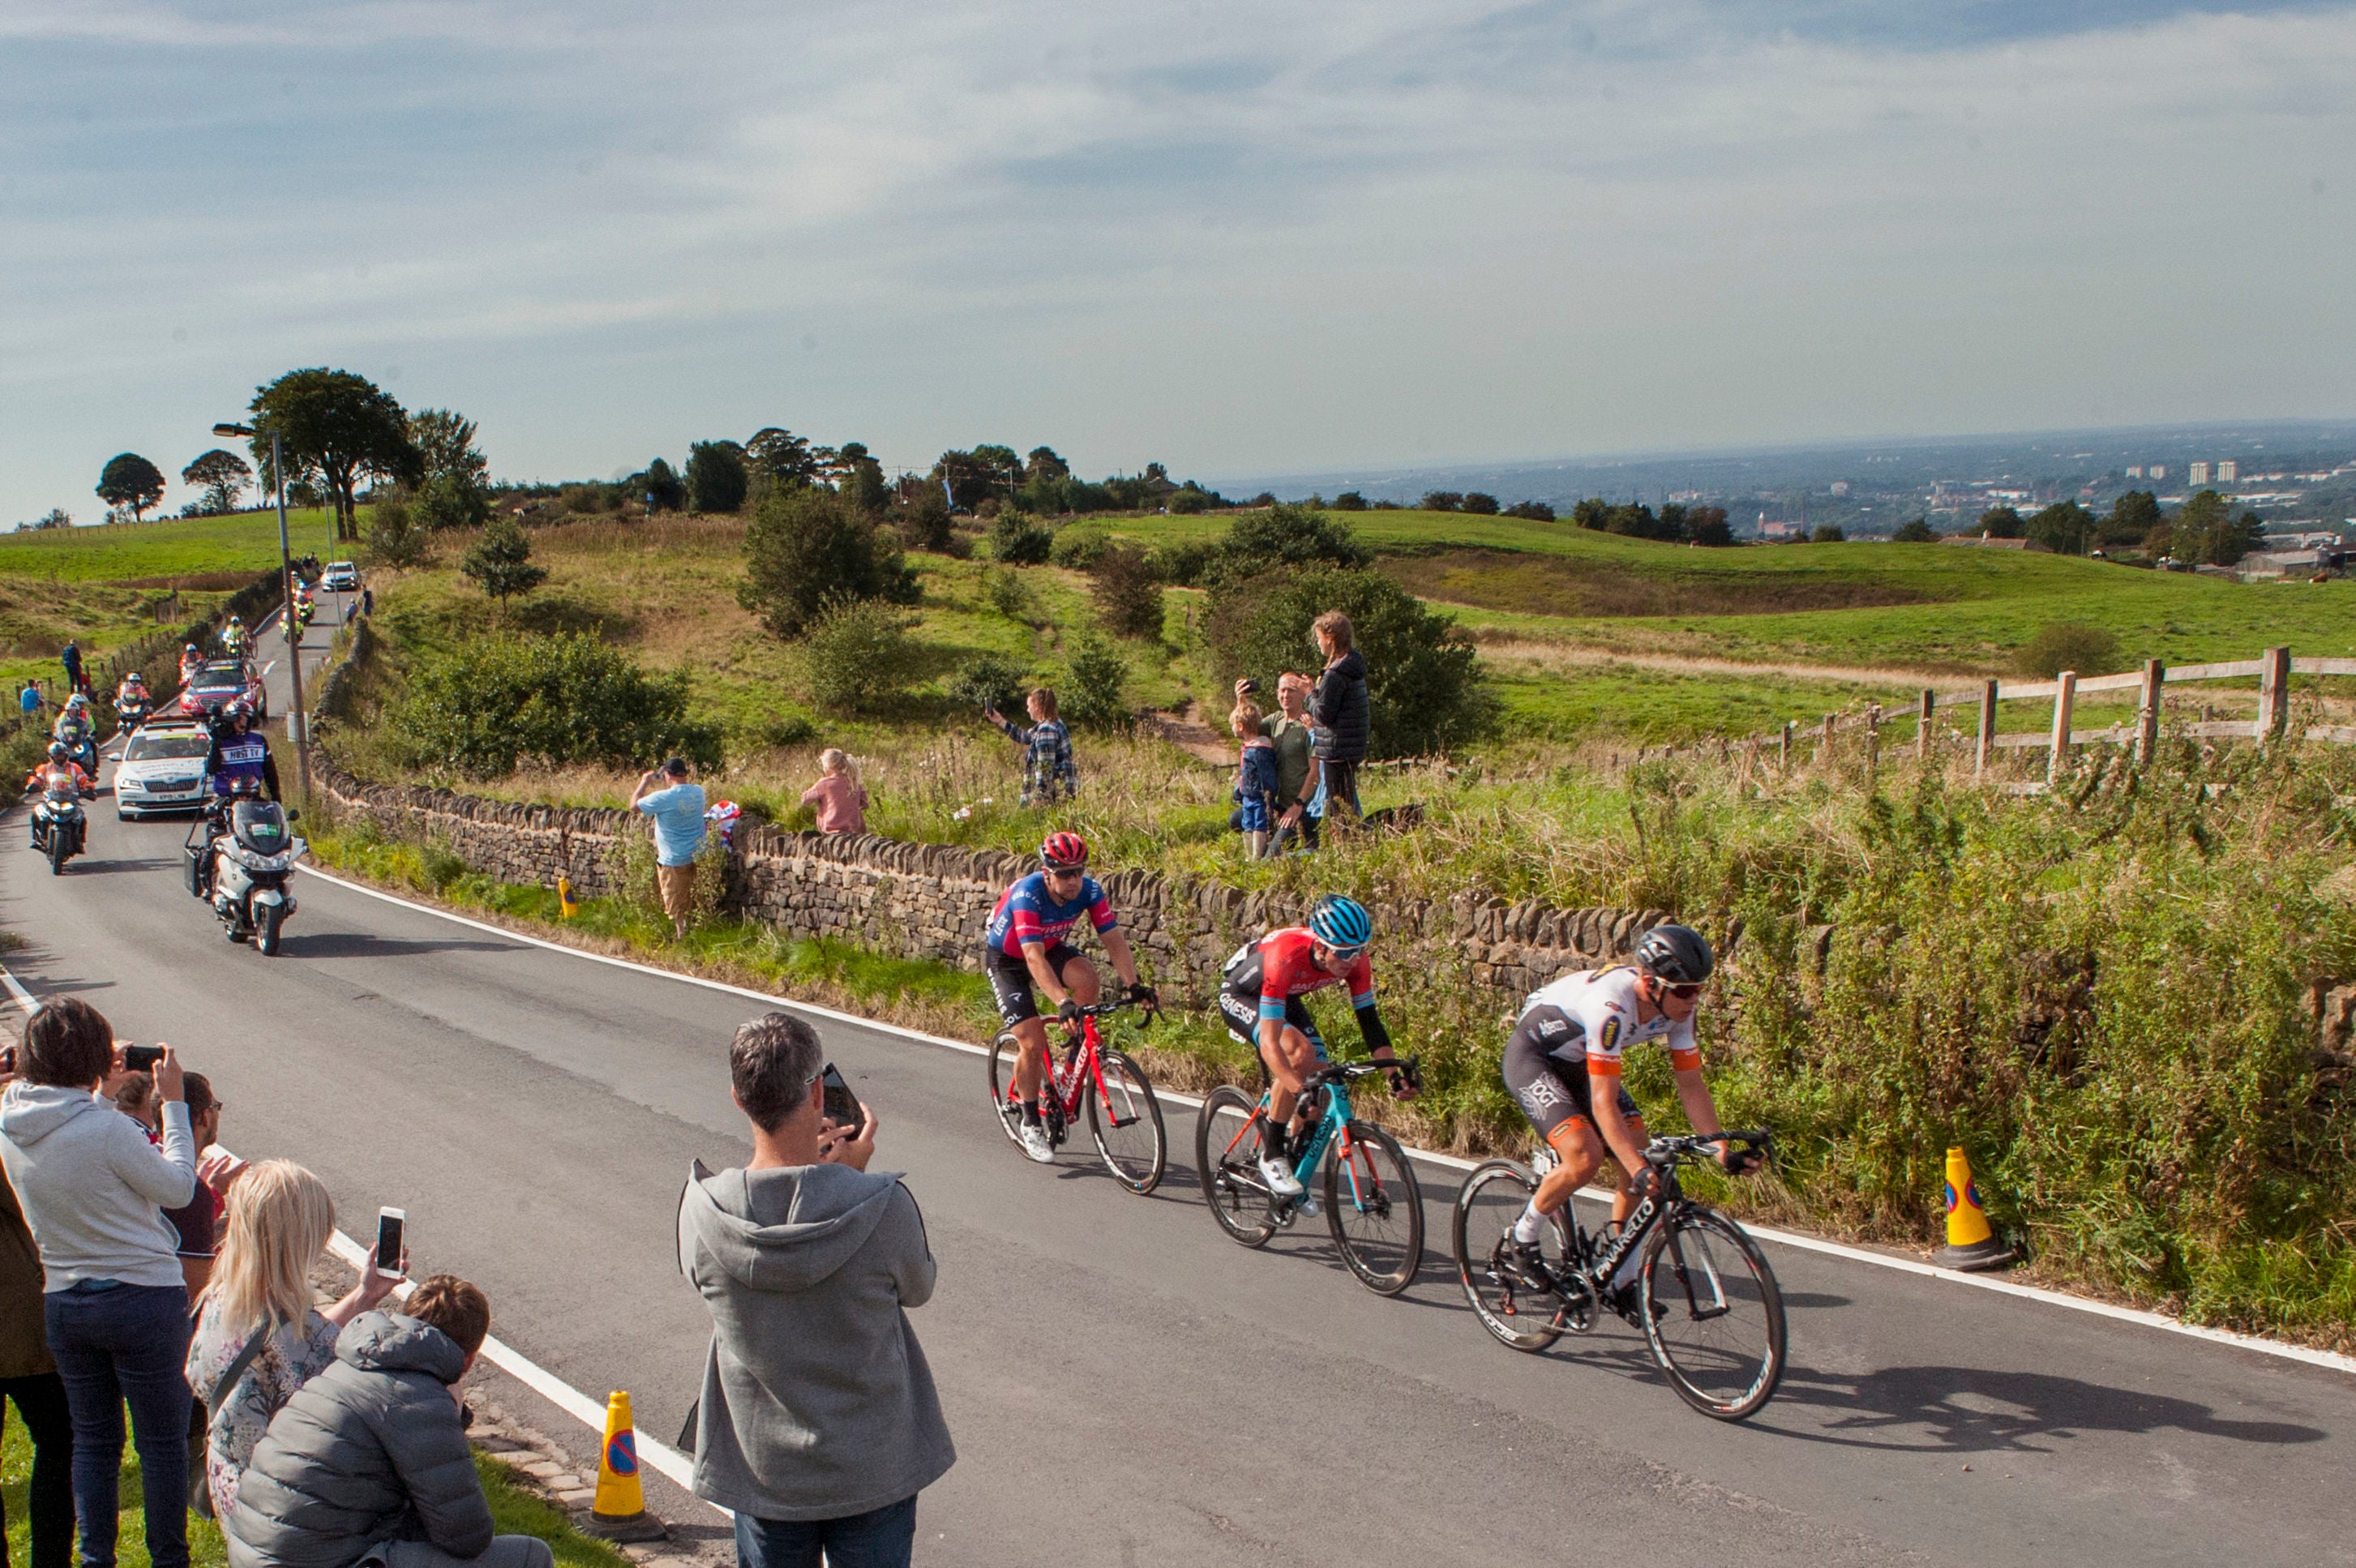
left=2, top=1371, right=75, bottom=1568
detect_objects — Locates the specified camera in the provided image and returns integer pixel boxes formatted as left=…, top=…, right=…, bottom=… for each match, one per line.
left=122, top=1043, right=165, bottom=1073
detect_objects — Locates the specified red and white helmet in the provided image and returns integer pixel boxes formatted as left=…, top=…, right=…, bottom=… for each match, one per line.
left=1039, top=831, right=1089, bottom=872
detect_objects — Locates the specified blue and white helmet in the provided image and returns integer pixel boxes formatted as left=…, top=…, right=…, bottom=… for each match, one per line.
left=1306, top=894, right=1373, bottom=952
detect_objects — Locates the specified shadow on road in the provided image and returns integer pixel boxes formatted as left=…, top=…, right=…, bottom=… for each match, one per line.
left=275, top=932, right=524, bottom=960
left=1759, top=1363, right=2329, bottom=1452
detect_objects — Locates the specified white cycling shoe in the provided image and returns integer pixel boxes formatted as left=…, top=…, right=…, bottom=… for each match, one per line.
left=1257, top=1155, right=1304, bottom=1198
left=1018, top=1121, right=1056, bottom=1164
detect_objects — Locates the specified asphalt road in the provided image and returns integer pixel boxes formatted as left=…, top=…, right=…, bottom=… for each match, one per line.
left=7, top=595, right=2354, bottom=1566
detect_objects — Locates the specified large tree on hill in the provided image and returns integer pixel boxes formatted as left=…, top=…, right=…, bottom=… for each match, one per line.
left=249, top=369, right=418, bottom=541
left=2024, top=500, right=2096, bottom=555
left=181, top=449, right=253, bottom=515
left=96, top=452, right=166, bottom=520
left=686, top=440, right=749, bottom=513
left=746, top=428, right=822, bottom=489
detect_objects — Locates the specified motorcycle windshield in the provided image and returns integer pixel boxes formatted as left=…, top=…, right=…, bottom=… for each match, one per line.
left=41, top=770, right=78, bottom=798
left=229, top=799, right=289, bottom=854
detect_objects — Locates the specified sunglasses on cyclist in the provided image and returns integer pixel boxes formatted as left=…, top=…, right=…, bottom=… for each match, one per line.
left=1661, top=981, right=1704, bottom=1000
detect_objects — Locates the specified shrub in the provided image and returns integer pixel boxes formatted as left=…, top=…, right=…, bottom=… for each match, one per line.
left=604, top=820, right=728, bottom=933
left=1205, top=502, right=1372, bottom=586
left=2015, top=622, right=2122, bottom=679
left=416, top=471, right=490, bottom=532
left=460, top=516, right=548, bottom=603
left=1150, top=540, right=1212, bottom=588
left=1165, top=487, right=1212, bottom=515
left=1206, top=566, right=1497, bottom=757
left=799, top=599, right=923, bottom=714
left=983, top=568, right=1038, bottom=625
left=1810, top=524, right=1846, bottom=543
left=1089, top=545, right=1167, bottom=640
left=892, top=489, right=954, bottom=552
left=1892, top=517, right=1939, bottom=542
left=949, top=652, right=1028, bottom=716
left=739, top=487, right=919, bottom=638
left=1331, top=491, right=1369, bottom=511
left=989, top=510, right=1053, bottom=564
left=565, top=483, right=616, bottom=514
left=1060, top=632, right=1131, bottom=731
left=685, top=440, right=749, bottom=514
left=390, top=634, right=718, bottom=778
left=1461, top=491, right=1500, bottom=515
left=1502, top=500, right=1555, bottom=521
left=1048, top=526, right=1110, bottom=569
left=365, top=492, right=431, bottom=569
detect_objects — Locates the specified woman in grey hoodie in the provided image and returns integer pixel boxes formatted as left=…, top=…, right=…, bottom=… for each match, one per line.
left=679, top=1013, right=953, bottom=1568
left=0, top=998, right=202, bottom=1568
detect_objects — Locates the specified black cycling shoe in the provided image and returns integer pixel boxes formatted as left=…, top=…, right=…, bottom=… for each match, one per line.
left=1503, top=1237, right=1553, bottom=1292
left=1609, top=1282, right=1667, bottom=1331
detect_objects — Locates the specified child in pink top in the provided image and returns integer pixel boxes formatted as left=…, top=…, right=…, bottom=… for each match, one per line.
left=800, top=748, right=868, bottom=833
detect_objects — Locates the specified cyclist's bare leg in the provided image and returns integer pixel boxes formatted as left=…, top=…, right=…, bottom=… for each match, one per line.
left=1010, top=1016, right=1051, bottom=1104
left=1534, top=1120, right=1606, bottom=1217
left=1606, top=1116, right=1649, bottom=1226
left=1262, top=1023, right=1317, bottom=1133
left=1060, top=953, right=1103, bottom=1010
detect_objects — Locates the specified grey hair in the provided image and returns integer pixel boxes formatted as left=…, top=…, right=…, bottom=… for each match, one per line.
left=730, top=1013, right=823, bottom=1132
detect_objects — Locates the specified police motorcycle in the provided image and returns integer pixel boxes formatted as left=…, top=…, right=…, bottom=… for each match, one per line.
left=28, top=748, right=93, bottom=876
left=114, top=682, right=152, bottom=735
left=185, top=778, right=305, bottom=954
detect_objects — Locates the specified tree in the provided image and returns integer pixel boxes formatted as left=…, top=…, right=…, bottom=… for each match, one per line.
left=96, top=453, right=166, bottom=520
left=2100, top=490, right=2161, bottom=548
left=1686, top=506, right=1734, bottom=547
left=1024, top=446, right=1070, bottom=483
left=180, top=449, right=251, bottom=515
left=1207, top=566, right=1495, bottom=757
left=1089, top=545, right=1167, bottom=640
left=1206, top=502, right=1373, bottom=585
left=2157, top=491, right=2266, bottom=566
left=21, top=508, right=71, bottom=531
left=832, top=442, right=889, bottom=512
left=1977, top=505, right=2024, bottom=539
left=406, top=409, right=487, bottom=490
left=935, top=446, right=1021, bottom=510
left=1893, top=518, right=1939, bottom=542
left=2024, top=501, right=2095, bottom=556
left=636, top=457, right=685, bottom=512
left=747, top=428, right=823, bottom=490
left=1502, top=500, right=1555, bottom=521
left=739, top=486, right=919, bottom=638
left=1571, top=498, right=1610, bottom=530
left=249, top=369, right=418, bottom=541
left=415, top=469, right=490, bottom=531
left=365, top=491, right=432, bottom=568
left=1461, top=492, right=1500, bottom=515
left=1810, top=524, right=1846, bottom=543
left=1060, top=632, right=1132, bottom=731
left=460, top=515, right=548, bottom=604
left=1420, top=491, right=1463, bottom=512
left=1332, top=491, right=1369, bottom=511
left=685, top=440, right=749, bottom=513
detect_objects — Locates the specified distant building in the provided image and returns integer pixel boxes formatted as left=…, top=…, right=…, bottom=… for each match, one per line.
left=2217, top=460, right=2238, bottom=482
left=1830, top=481, right=1850, bottom=497
left=2189, top=461, right=2211, bottom=486
left=1757, top=517, right=1801, bottom=540
left=2149, top=465, right=2167, bottom=481
left=2126, top=465, right=2144, bottom=478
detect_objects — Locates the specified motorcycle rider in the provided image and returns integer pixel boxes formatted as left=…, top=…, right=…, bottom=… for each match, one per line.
left=51, top=695, right=97, bottom=772
left=204, top=700, right=280, bottom=803
left=114, top=670, right=149, bottom=726
left=180, top=642, right=204, bottom=683
left=221, top=615, right=248, bottom=658
left=25, top=741, right=95, bottom=848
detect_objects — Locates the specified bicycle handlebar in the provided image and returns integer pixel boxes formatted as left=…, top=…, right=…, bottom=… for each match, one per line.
left=1058, top=994, right=1155, bottom=1028
left=1304, top=1054, right=1423, bottom=1092
left=1644, top=1129, right=1773, bottom=1167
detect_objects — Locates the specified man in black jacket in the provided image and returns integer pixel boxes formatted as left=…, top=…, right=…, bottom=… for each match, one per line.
left=1307, top=610, right=1369, bottom=820
left=225, top=1276, right=553, bottom=1568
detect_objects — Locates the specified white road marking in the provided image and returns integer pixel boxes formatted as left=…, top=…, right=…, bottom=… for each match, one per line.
left=286, top=870, right=2356, bottom=1381
left=1, top=966, right=37, bottom=1014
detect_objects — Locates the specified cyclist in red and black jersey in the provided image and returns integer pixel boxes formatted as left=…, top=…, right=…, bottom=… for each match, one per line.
left=1217, top=895, right=1407, bottom=1197
left=984, top=832, right=1156, bottom=1162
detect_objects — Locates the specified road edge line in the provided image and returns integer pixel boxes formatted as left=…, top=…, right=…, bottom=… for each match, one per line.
left=126, top=878, right=2356, bottom=1382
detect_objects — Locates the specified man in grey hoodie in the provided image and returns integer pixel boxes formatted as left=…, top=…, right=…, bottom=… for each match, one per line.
left=679, top=1013, right=953, bottom=1568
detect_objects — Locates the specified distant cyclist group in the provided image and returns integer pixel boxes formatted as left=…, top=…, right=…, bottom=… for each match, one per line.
left=980, top=829, right=1788, bottom=1420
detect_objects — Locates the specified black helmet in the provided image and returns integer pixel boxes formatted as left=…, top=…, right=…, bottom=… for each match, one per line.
left=1634, top=923, right=1713, bottom=984
left=46, top=741, right=67, bottom=762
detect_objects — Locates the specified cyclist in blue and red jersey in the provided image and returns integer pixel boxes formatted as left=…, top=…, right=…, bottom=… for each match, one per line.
left=984, top=832, right=1156, bottom=1163
left=1217, top=895, right=1409, bottom=1198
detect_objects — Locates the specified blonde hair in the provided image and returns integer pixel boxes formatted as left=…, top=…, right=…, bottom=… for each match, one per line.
left=1230, top=699, right=1263, bottom=737
left=1312, top=609, right=1355, bottom=653
left=819, top=748, right=858, bottom=782
left=212, top=1160, right=336, bottom=1337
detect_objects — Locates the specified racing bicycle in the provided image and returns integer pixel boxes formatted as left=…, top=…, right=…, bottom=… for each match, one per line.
left=1195, top=1055, right=1424, bottom=1296
left=987, top=996, right=1167, bottom=1193
left=1451, top=1131, right=1786, bottom=1420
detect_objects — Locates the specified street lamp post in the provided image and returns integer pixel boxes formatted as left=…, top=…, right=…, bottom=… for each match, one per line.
left=212, top=421, right=311, bottom=803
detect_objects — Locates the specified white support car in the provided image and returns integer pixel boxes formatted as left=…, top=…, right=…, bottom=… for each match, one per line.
left=114, top=718, right=212, bottom=820
left=320, top=560, right=360, bottom=591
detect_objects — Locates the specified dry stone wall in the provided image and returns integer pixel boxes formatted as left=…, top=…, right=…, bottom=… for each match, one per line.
left=315, top=765, right=1667, bottom=1003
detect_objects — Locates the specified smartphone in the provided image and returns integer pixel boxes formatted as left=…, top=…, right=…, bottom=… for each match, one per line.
left=0, top=1045, right=15, bottom=1074
left=375, top=1208, right=406, bottom=1276
left=820, top=1063, right=859, bottom=1126
left=122, top=1043, right=165, bottom=1072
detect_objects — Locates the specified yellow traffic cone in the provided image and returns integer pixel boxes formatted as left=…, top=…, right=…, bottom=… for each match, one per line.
left=557, top=875, right=578, bottom=919
left=584, top=1391, right=665, bottom=1541
left=1933, top=1146, right=2017, bottom=1272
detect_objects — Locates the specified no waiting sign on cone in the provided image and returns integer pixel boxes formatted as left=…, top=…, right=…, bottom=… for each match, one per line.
left=585, top=1391, right=666, bottom=1542
left=1934, top=1146, right=2018, bottom=1272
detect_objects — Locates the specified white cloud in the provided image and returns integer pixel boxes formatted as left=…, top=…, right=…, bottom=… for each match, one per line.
left=1, top=1, right=2351, bottom=519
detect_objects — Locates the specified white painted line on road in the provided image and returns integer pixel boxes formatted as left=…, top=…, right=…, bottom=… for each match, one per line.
left=0, top=965, right=38, bottom=1015
left=275, top=868, right=2356, bottom=1381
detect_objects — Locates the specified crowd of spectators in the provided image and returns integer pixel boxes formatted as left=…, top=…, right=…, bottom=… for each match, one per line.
left=1223, top=607, right=1370, bottom=857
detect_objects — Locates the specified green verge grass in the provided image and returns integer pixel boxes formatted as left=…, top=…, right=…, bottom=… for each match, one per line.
left=0, top=509, right=344, bottom=585
left=1, top=1426, right=628, bottom=1568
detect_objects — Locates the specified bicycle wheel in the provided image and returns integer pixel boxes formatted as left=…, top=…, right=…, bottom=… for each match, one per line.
left=984, top=1033, right=1027, bottom=1152
left=1195, top=1086, right=1279, bottom=1247
left=1451, top=1161, right=1578, bottom=1351
left=1323, top=1121, right=1424, bottom=1296
left=1640, top=1206, right=1788, bottom=1420
left=1086, top=1048, right=1167, bottom=1194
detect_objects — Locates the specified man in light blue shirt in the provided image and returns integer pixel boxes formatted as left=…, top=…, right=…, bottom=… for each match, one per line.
left=632, top=757, right=708, bottom=939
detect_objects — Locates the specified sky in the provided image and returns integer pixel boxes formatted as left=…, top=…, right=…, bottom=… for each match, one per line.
left=2, top=0, right=2353, bottom=523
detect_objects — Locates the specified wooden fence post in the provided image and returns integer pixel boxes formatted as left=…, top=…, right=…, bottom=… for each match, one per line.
left=2048, top=670, right=2076, bottom=785
left=2259, top=645, right=2290, bottom=744
left=1780, top=720, right=1793, bottom=769
left=2136, top=658, right=2162, bottom=765
left=1819, top=713, right=1836, bottom=766
left=1974, top=679, right=1998, bottom=777
left=1866, top=704, right=1882, bottom=786
left=1916, top=688, right=1935, bottom=763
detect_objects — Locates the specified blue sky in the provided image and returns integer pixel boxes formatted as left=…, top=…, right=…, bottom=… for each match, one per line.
left=2, top=0, right=2351, bottom=521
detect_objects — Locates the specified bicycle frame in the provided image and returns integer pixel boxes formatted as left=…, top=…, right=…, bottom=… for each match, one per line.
left=1003, top=1016, right=1129, bottom=1131
left=1212, top=1077, right=1390, bottom=1211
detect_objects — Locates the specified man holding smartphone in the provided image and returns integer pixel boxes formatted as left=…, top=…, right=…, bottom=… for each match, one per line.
left=679, top=1013, right=952, bottom=1568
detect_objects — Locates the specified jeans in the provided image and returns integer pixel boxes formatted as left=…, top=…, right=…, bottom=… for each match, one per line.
left=1, top=1372, right=75, bottom=1568
left=735, top=1496, right=919, bottom=1568
left=44, top=1283, right=195, bottom=1568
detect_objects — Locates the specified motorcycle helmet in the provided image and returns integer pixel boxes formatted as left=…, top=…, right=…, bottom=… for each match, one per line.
left=1039, top=831, right=1089, bottom=872
left=46, top=741, right=68, bottom=762
left=1634, top=923, right=1714, bottom=985
left=226, top=698, right=254, bottom=723
left=122, top=672, right=144, bottom=688
left=184, top=643, right=199, bottom=656
left=1306, top=894, right=1373, bottom=953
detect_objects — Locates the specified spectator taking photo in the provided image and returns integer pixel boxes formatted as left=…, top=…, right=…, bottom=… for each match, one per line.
left=632, top=757, right=707, bottom=940
left=983, top=688, right=1077, bottom=807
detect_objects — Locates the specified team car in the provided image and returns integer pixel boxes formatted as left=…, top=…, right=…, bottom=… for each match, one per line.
left=113, top=716, right=214, bottom=819
left=177, top=658, right=268, bottom=720
left=320, top=560, right=361, bottom=591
